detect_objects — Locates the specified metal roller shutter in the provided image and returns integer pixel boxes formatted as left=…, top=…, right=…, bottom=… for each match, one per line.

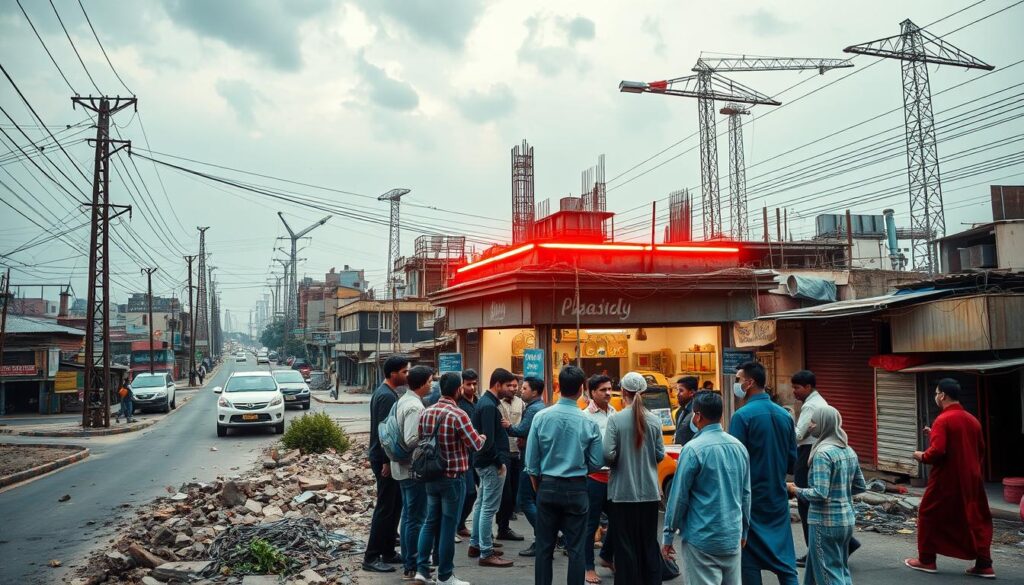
left=804, top=319, right=878, bottom=467
left=874, top=369, right=920, bottom=477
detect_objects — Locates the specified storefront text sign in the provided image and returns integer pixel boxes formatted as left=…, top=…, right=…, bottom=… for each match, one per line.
left=560, top=297, right=632, bottom=321
left=439, top=353, right=463, bottom=374
left=732, top=320, right=776, bottom=347
left=489, top=302, right=507, bottom=323
left=0, top=364, right=37, bottom=376
left=54, top=371, right=79, bottom=393
left=523, top=348, right=545, bottom=378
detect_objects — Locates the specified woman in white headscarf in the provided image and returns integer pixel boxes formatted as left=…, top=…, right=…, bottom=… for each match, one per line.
left=603, top=372, right=665, bottom=585
left=787, top=405, right=866, bottom=585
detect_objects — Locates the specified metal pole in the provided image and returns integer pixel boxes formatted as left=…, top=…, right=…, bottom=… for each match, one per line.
left=142, top=268, right=158, bottom=374
left=184, top=254, right=197, bottom=385
left=845, top=209, right=854, bottom=268
left=0, top=268, right=10, bottom=377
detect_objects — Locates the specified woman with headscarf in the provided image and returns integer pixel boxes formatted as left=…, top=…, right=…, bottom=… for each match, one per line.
left=602, top=372, right=665, bottom=585
left=787, top=405, right=867, bottom=585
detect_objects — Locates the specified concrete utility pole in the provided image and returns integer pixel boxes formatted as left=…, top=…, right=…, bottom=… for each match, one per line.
left=141, top=267, right=158, bottom=374
left=208, top=266, right=218, bottom=359
left=184, top=254, right=197, bottom=385
left=277, top=213, right=329, bottom=356
left=74, top=95, right=136, bottom=429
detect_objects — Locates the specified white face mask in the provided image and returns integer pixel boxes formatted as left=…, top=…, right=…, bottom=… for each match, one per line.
left=689, top=417, right=699, bottom=434
left=732, top=381, right=746, bottom=399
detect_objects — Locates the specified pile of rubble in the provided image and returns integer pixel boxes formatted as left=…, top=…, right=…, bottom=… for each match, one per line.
left=69, top=438, right=376, bottom=585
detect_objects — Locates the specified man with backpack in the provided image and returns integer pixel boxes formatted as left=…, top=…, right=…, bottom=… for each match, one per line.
left=415, top=371, right=486, bottom=585
left=363, top=356, right=410, bottom=574
left=391, top=365, right=434, bottom=580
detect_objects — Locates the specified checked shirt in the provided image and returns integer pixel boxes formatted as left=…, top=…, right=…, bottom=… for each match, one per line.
left=418, top=396, right=485, bottom=478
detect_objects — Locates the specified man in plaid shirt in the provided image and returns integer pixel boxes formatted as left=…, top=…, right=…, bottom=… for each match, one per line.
left=415, top=372, right=486, bottom=585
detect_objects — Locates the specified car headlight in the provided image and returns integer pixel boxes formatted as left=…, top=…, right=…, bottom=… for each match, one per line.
left=300, top=386, right=309, bottom=394
left=153, top=391, right=166, bottom=398
left=218, top=397, right=231, bottom=408
left=269, top=396, right=283, bottom=407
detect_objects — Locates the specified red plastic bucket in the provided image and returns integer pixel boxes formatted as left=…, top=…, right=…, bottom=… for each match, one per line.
left=1003, top=476, right=1024, bottom=504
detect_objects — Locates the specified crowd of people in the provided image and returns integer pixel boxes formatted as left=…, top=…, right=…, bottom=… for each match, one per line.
left=361, top=355, right=997, bottom=585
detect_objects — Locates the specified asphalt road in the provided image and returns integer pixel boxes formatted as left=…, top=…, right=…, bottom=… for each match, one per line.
left=0, top=357, right=369, bottom=585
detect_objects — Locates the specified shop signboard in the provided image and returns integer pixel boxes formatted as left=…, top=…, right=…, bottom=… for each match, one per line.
left=438, top=353, right=462, bottom=373
left=54, top=371, right=79, bottom=393
left=0, top=364, right=37, bottom=376
left=523, top=348, right=544, bottom=378
left=733, top=320, right=776, bottom=347
left=722, top=348, right=756, bottom=375
left=48, top=347, right=61, bottom=377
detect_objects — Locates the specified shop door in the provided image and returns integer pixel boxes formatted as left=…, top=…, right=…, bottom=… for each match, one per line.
left=982, top=371, right=1024, bottom=481
left=4, top=381, right=39, bottom=414
left=804, top=319, right=878, bottom=467
left=875, top=369, right=920, bottom=477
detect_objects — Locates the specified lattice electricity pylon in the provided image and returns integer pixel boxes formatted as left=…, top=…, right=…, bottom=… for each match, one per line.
left=278, top=213, right=329, bottom=351
left=845, top=20, right=993, bottom=274
left=378, top=188, right=410, bottom=352
left=720, top=104, right=750, bottom=239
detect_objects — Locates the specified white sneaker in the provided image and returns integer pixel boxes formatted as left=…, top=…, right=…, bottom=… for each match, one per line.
left=437, top=575, right=470, bottom=585
left=414, top=573, right=434, bottom=584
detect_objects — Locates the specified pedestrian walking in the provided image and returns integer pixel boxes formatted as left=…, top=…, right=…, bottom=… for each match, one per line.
left=116, top=380, right=135, bottom=423
left=787, top=405, right=866, bottom=585
left=673, top=376, right=699, bottom=446
left=663, top=391, right=750, bottom=585
left=505, top=375, right=546, bottom=557
left=791, top=370, right=861, bottom=567
left=197, top=363, right=206, bottom=385
left=583, top=374, right=618, bottom=583
left=525, top=365, right=604, bottom=585
left=730, top=361, right=799, bottom=585
left=393, top=365, right=433, bottom=580
left=469, top=368, right=515, bottom=567
left=362, top=355, right=410, bottom=573
left=416, top=372, right=486, bottom=585
left=456, top=369, right=480, bottom=538
left=496, top=378, right=526, bottom=542
left=603, top=371, right=665, bottom=585
left=904, top=378, right=995, bottom=578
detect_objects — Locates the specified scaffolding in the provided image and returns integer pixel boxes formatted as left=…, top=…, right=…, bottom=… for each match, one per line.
left=512, top=140, right=535, bottom=244
left=666, top=190, right=693, bottom=243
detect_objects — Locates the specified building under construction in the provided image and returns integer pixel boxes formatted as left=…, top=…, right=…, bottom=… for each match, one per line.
left=394, top=235, right=468, bottom=299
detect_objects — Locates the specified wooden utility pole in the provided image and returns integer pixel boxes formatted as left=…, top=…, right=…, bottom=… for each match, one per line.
left=141, top=268, right=158, bottom=374
left=74, top=95, right=135, bottom=429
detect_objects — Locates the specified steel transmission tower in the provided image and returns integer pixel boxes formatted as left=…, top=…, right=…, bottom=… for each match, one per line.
left=379, top=189, right=410, bottom=352
left=277, top=213, right=329, bottom=354
left=74, top=96, right=135, bottom=428
left=845, top=20, right=993, bottom=274
left=195, top=227, right=210, bottom=363
left=620, top=56, right=852, bottom=240
left=720, top=104, right=750, bottom=239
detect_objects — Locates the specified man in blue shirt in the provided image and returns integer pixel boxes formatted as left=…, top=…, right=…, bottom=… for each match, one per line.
left=505, top=375, right=547, bottom=557
left=663, top=391, right=750, bottom=585
left=729, top=362, right=798, bottom=585
left=526, top=365, right=604, bottom=585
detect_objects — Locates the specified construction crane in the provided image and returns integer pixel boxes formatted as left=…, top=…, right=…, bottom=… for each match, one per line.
left=620, top=56, right=853, bottom=240
left=845, top=20, right=993, bottom=274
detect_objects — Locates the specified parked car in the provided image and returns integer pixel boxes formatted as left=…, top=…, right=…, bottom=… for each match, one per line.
left=268, top=351, right=279, bottom=362
left=214, top=371, right=285, bottom=437
left=290, top=359, right=312, bottom=381
left=129, top=372, right=176, bottom=413
left=271, top=369, right=311, bottom=410
left=256, top=350, right=269, bottom=364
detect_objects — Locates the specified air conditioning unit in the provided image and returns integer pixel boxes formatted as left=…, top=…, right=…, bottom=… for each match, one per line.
left=958, top=244, right=997, bottom=270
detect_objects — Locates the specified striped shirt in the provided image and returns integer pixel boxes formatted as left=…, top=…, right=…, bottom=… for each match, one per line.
left=796, top=444, right=867, bottom=527
left=418, top=397, right=485, bottom=478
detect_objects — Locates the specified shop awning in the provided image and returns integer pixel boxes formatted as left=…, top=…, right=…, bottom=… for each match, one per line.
left=899, top=356, right=1024, bottom=374
left=759, top=288, right=953, bottom=320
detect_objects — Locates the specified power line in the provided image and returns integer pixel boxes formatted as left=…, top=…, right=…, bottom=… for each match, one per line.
left=15, top=0, right=75, bottom=93
left=77, top=0, right=133, bottom=95
left=48, top=0, right=101, bottom=94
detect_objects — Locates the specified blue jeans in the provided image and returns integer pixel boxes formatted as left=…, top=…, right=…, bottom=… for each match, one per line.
left=517, top=467, right=537, bottom=531
left=470, top=465, right=504, bottom=558
left=119, top=396, right=133, bottom=420
left=805, top=524, right=852, bottom=585
left=585, top=478, right=613, bottom=570
left=399, top=479, right=427, bottom=573
left=417, top=475, right=465, bottom=581
left=535, top=477, right=589, bottom=585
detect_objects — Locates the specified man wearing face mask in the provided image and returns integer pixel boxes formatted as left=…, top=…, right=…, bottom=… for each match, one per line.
left=729, top=362, right=798, bottom=585
left=905, top=378, right=995, bottom=578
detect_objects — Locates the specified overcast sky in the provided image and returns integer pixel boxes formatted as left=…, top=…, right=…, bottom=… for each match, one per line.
left=1, top=0, right=1021, bottom=330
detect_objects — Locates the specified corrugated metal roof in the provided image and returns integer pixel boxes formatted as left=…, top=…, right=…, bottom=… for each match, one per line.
left=899, top=356, right=1024, bottom=374
left=760, top=288, right=953, bottom=320
left=4, top=315, right=85, bottom=336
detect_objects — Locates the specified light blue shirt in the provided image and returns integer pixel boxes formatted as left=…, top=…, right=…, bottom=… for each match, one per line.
left=663, top=423, right=751, bottom=556
left=525, top=397, right=603, bottom=478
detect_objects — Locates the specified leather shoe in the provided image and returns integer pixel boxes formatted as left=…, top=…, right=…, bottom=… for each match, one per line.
left=519, top=543, right=536, bottom=557
left=468, top=546, right=504, bottom=558
left=496, top=528, right=525, bottom=541
left=479, top=555, right=514, bottom=567
left=361, top=559, right=396, bottom=573
left=381, top=552, right=404, bottom=564
left=457, top=527, right=471, bottom=538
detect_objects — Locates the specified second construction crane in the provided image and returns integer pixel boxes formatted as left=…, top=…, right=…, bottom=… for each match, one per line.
left=620, top=55, right=853, bottom=240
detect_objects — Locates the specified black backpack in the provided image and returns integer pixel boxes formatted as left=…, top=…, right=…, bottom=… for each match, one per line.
left=410, top=415, right=446, bottom=482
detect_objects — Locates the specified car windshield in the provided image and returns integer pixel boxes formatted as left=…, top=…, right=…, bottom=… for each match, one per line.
left=273, top=370, right=304, bottom=383
left=225, top=375, right=277, bottom=393
left=132, top=375, right=164, bottom=388
left=643, top=387, right=671, bottom=410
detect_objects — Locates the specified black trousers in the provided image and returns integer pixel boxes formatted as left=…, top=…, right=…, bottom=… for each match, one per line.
left=496, top=454, right=522, bottom=531
left=535, top=477, right=589, bottom=585
left=458, top=467, right=478, bottom=528
left=609, top=501, right=661, bottom=585
left=364, top=459, right=402, bottom=563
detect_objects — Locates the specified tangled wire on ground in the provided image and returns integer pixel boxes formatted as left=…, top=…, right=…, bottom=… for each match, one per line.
left=854, top=502, right=912, bottom=535
left=201, top=517, right=364, bottom=578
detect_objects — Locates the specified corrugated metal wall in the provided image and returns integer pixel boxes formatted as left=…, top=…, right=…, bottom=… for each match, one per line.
left=804, top=319, right=877, bottom=466
left=875, top=369, right=920, bottom=477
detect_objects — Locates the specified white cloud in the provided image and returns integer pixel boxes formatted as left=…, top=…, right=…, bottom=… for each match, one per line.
left=454, top=83, right=516, bottom=123
left=354, top=51, right=420, bottom=111
left=517, top=13, right=597, bottom=77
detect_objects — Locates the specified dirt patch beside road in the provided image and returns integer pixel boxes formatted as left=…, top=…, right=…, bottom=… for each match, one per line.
left=0, top=444, right=82, bottom=477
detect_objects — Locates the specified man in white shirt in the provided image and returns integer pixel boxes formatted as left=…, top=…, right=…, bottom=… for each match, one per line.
left=392, top=365, right=433, bottom=579
left=791, top=369, right=860, bottom=568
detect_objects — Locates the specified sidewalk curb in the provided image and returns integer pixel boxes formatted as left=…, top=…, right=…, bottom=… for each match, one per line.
left=310, top=394, right=369, bottom=405
left=0, top=444, right=90, bottom=488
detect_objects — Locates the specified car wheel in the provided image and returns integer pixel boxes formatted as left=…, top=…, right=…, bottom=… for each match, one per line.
left=302, top=401, right=310, bottom=410
left=274, top=421, right=285, bottom=434
left=170, top=396, right=176, bottom=410
left=162, top=398, right=171, bottom=414
left=217, top=424, right=227, bottom=437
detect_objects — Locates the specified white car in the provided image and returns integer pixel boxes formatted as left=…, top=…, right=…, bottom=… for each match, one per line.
left=130, top=372, right=176, bottom=413
left=256, top=351, right=269, bottom=364
left=214, top=371, right=285, bottom=437
left=234, top=352, right=247, bottom=363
